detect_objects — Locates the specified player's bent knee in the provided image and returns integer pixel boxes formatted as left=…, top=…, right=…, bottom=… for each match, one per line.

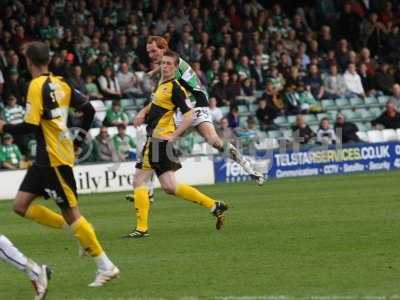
left=161, top=184, right=176, bottom=195
left=12, top=201, right=27, bottom=216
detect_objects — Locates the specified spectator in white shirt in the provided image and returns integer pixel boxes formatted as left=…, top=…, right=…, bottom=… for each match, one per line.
left=116, top=62, right=143, bottom=99
left=343, top=63, right=365, bottom=97
left=209, top=97, right=223, bottom=124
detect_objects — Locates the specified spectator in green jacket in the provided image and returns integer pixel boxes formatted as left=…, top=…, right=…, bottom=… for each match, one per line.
left=113, top=124, right=135, bottom=161
left=105, top=100, right=129, bottom=127
left=0, top=133, right=23, bottom=169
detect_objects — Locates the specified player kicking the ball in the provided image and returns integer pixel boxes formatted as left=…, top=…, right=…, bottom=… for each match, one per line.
left=125, top=35, right=264, bottom=208
left=0, top=235, right=50, bottom=299
left=123, top=50, right=228, bottom=238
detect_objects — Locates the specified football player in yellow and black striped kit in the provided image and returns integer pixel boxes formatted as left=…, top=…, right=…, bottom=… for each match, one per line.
left=123, top=50, right=228, bottom=239
left=0, top=42, right=119, bottom=287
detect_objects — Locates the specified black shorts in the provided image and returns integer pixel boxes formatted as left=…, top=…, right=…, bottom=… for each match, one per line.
left=135, top=138, right=181, bottom=177
left=19, top=165, right=78, bottom=209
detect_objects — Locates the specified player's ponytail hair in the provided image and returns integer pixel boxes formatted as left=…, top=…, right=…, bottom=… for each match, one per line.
left=147, top=35, right=169, bottom=50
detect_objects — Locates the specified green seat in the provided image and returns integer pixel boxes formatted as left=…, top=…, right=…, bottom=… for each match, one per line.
left=121, top=98, right=134, bottom=108
left=321, top=99, right=336, bottom=110
left=327, top=110, right=338, bottom=120
left=363, top=122, right=372, bottom=131
left=304, top=114, right=318, bottom=124
left=274, top=116, right=288, bottom=126
left=369, top=107, right=382, bottom=118
left=317, top=113, right=329, bottom=121
left=249, top=104, right=258, bottom=113
left=349, top=97, right=364, bottom=108
left=378, top=95, right=389, bottom=106
left=281, top=130, right=292, bottom=139
left=104, top=100, right=113, bottom=109
left=267, top=130, right=281, bottom=139
left=364, top=96, right=379, bottom=107
left=239, top=116, right=248, bottom=126
left=310, top=125, right=319, bottom=132
left=220, top=106, right=229, bottom=116
left=287, top=115, right=297, bottom=125
left=358, top=108, right=372, bottom=120
left=238, top=105, right=248, bottom=114
left=355, top=122, right=365, bottom=131
left=340, top=109, right=354, bottom=120
left=335, top=98, right=350, bottom=108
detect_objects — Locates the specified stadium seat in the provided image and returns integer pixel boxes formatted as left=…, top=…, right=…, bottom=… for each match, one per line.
left=89, top=128, right=100, bottom=138
left=239, top=116, right=248, bottom=126
left=249, top=104, right=258, bottom=113
left=108, top=126, right=118, bottom=136
left=90, top=100, right=107, bottom=122
left=356, top=131, right=368, bottom=142
left=340, top=109, right=354, bottom=120
left=317, top=113, right=328, bottom=121
left=310, top=125, right=319, bottom=132
left=135, top=97, right=147, bottom=108
left=126, top=126, right=137, bottom=138
left=363, top=122, right=372, bottom=131
left=321, top=99, right=336, bottom=110
left=335, top=98, right=350, bottom=109
left=238, top=105, right=248, bottom=114
left=355, top=122, right=365, bottom=131
left=369, top=107, right=382, bottom=119
left=357, top=108, right=372, bottom=120
left=287, top=115, right=297, bottom=125
left=274, top=116, right=288, bottom=126
left=349, top=97, right=364, bottom=108
left=303, top=114, right=318, bottom=124
left=267, top=130, right=281, bottom=139
left=377, top=95, right=389, bottom=106
left=364, top=96, right=379, bottom=108
left=255, top=138, right=279, bottom=150
left=382, top=129, right=398, bottom=141
left=327, top=110, right=338, bottom=120
left=220, top=106, right=229, bottom=116
left=121, top=98, right=134, bottom=108
left=281, top=130, right=292, bottom=139
left=104, top=100, right=113, bottom=109
left=367, top=130, right=384, bottom=143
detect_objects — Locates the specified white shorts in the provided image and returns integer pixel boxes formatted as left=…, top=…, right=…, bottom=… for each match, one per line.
left=175, top=107, right=213, bottom=128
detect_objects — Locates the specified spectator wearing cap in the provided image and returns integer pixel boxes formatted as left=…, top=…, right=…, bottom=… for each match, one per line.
left=93, top=126, right=119, bottom=162
left=104, top=100, right=129, bottom=127
left=113, top=124, right=136, bottom=161
left=291, top=114, right=315, bottom=145
left=371, top=100, right=400, bottom=129
left=98, top=66, right=121, bottom=100
left=334, top=113, right=361, bottom=144
left=343, top=63, right=365, bottom=98
left=316, top=117, right=337, bottom=145
left=0, top=133, right=23, bottom=169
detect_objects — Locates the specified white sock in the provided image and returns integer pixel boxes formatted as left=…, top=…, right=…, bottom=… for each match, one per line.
left=0, top=235, right=41, bottom=280
left=94, top=252, right=114, bottom=272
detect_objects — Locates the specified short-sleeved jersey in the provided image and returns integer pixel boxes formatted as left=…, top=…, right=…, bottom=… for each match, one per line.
left=146, top=79, right=191, bottom=138
left=176, top=58, right=209, bottom=107
left=25, top=73, right=86, bottom=167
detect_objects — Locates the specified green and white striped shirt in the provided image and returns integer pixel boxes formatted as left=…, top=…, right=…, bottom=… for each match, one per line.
left=4, top=105, right=25, bottom=125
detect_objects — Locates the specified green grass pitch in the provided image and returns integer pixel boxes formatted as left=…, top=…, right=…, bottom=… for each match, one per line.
left=0, top=171, right=399, bottom=299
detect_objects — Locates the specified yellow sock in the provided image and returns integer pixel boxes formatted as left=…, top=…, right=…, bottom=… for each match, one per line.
left=175, top=183, right=215, bottom=209
left=25, top=204, right=67, bottom=229
left=71, top=217, right=103, bottom=257
left=134, top=186, right=150, bottom=232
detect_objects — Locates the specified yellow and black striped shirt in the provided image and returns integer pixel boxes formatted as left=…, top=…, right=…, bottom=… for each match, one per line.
left=146, top=79, right=191, bottom=138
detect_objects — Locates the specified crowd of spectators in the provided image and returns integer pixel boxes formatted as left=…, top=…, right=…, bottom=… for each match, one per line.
left=1, top=0, right=400, bottom=168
